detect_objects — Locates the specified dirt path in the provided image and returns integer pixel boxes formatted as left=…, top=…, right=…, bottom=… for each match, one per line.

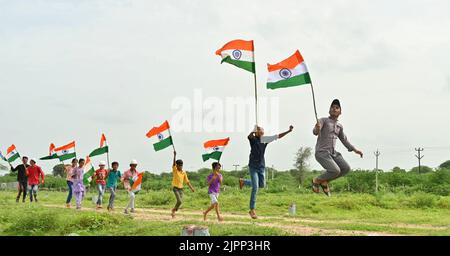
left=43, top=204, right=423, bottom=236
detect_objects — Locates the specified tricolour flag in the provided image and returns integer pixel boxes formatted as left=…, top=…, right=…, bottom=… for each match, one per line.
left=54, top=141, right=76, bottom=161
left=202, top=137, right=230, bottom=162
left=267, top=50, right=311, bottom=90
left=216, top=39, right=255, bottom=73
left=89, top=133, right=109, bottom=157
left=6, top=144, right=20, bottom=163
left=146, top=120, right=173, bottom=151
left=40, top=143, right=58, bottom=160
left=130, top=172, right=143, bottom=194
left=83, top=156, right=95, bottom=186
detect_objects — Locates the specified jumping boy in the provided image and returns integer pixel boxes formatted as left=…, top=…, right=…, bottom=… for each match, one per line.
left=312, top=99, right=363, bottom=196
left=239, top=125, right=293, bottom=219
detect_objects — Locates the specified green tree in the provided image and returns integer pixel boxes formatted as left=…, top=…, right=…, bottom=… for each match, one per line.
left=52, top=164, right=65, bottom=177
left=392, top=166, right=406, bottom=173
left=438, top=160, right=450, bottom=170
left=293, top=147, right=312, bottom=187
left=410, top=166, right=433, bottom=174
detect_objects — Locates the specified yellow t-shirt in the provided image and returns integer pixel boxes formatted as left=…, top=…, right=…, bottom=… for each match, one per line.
left=172, top=165, right=189, bottom=188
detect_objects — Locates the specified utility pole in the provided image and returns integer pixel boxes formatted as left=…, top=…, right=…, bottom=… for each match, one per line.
left=271, top=165, right=274, bottom=180
left=374, top=149, right=380, bottom=193
left=233, top=164, right=240, bottom=171
left=415, top=148, right=424, bottom=174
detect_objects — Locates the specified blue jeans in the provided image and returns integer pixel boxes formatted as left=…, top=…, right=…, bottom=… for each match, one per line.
left=243, top=166, right=265, bottom=210
left=66, top=181, right=73, bottom=204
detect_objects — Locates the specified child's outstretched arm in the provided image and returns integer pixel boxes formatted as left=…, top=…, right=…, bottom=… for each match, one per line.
left=187, top=182, right=195, bottom=192
left=278, top=125, right=294, bottom=139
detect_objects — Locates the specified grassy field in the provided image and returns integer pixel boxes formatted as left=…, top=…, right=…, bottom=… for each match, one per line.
left=0, top=188, right=449, bottom=236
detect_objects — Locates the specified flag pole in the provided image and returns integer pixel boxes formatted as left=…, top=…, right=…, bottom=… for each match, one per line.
left=106, top=143, right=111, bottom=171
left=253, top=42, right=258, bottom=126
left=168, top=126, right=176, bottom=152
left=310, top=81, right=319, bottom=123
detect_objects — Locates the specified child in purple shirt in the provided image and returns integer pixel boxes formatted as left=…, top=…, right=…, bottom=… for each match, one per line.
left=203, top=162, right=224, bottom=221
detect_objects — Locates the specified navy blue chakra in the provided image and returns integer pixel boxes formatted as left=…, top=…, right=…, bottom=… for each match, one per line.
left=279, top=68, right=292, bottom=79
left=232, top=50, right=242, bottom=60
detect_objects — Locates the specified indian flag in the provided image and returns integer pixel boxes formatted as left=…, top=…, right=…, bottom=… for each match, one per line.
left=83, top=156, right=95, bottom=186
left=216, top=39, right=255, bottom=73
left=130, top=172, right=143, bottom=194
left=202, top=137, right=230, bottom=162
left=267, top=50, right=311, bottom=90
left=40, top=143, right=58, bottom=160
left=6, top=144, right=21, bottom=165
left=146, top=120, right=173, bottom=152
left=55, top=141, right=76, bottom=161
left=89, top=133, right=109, bottom=157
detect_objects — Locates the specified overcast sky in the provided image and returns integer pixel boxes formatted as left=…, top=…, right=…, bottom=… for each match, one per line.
left=1, top=0, right=450, bottom=175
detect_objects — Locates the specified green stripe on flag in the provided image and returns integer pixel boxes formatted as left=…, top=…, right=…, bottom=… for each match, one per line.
left=40, top=154, right=59, bottom=160
left=83, top=167, right=95, bottom=186
left=202, top=151, right=222, bottom=162
left=153, top=136, right=173, bottom=151
left=89, top=146, right=109, bottom=157
left=222, top=56, right=255, bottom=73
left=58, top=152, right=76, bottom=162
left=267, top=73, right=311, bottom=89
left=8, top=153, right=20, bottom=163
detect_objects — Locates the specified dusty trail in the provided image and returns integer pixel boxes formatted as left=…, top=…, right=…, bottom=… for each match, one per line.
left=43, top=204, right=429, bottom=236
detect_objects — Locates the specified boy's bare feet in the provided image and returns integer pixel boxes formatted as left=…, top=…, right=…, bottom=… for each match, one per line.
left=171, top=209, right=176, bottom=219
left=203, top=211, right=207, bottom=221
left=239, top=178, right=244, bottom=189
left=218, top=216, right=224, bottom=222
left=249, top=210, right=258, bottom=219
left=66, top=203, right=71, bottom=208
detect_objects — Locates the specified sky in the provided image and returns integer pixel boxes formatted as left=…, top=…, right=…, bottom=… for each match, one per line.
left=1, top=0, right=450, bottom=175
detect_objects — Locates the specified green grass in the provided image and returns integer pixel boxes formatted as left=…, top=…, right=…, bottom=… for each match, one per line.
left=0, top=189, right=449, bottom=236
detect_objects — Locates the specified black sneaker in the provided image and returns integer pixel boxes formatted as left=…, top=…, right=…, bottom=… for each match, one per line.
left=16, top=198, right=19, bottom=203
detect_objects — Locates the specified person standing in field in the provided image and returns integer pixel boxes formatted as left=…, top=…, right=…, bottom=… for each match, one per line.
left=312, top=99, right=363, bottom=196
left=72, top=158, right=86, bottom=210
left=10, top=156, right=29, bottom=203
left=121, top=160, right=139, bottom=214
left=239, top=125, right=294, bottom=219
left=106, top=161, right=121, bottom=212
left=64, top=158, right=78, bottom=208
left=26, top=158, right=45, bottom=203
left=171, top=151, right=195, bottom=219
left=203, top=162, right=224, bottom=222
left=93, top=161, right=108, bottom=209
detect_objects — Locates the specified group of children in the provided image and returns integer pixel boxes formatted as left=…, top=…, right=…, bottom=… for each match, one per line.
left=9, top=99, right=362, bottom=221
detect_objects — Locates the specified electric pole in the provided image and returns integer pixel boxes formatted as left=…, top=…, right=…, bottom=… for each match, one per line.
left=374, top=149, right=380, bottom=193
left=233, top=164, right=240, bottom=171
left=415, top=148, right=424, bottom=174
left=271, top=165, right=275, bottom=180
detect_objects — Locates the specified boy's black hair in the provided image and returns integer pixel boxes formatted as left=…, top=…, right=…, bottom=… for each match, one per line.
left=71, top=158, right=78, bottom=163
left=112, top=161, right=119, bottom=166
left=22, top=156, right=28, bottom=160
left=79, top=158, right=85, bottom=163
left=176, top=159, right=183, bottom=165
left=331, top=99, right=341, bottom=108
left=212, top=162, right=221, bottom=169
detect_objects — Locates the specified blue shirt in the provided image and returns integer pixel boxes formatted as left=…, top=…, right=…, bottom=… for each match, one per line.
left=106, top=170, right=122, bottom=188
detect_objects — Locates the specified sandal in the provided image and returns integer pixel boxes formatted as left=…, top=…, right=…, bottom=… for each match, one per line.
left=320, top=183, right=331, bottom=197
left=312, top=179, right=320, bottom=193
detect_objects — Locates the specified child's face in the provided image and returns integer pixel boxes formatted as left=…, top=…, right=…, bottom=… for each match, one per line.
left=112, top=164, right=118, bottom=170
left=176, top=164, right=183, bottom=171
left=214, top=165, right=221, bottom=172
left=329, top=105, right=341, bottom=118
